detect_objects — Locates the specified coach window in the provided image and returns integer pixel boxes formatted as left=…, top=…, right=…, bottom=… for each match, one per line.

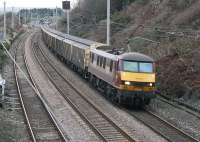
left=91, top=53, right=94, bottom=63
left=90, top=53, right=92, bottom=59
left=103, top=58, right=106, bottom=69
left=100, top=57, right=103, bottom=67
left=97, top=56, right=100, bottom=66
left=90, top=53, right=93, bottom=62
left=110, top=60, right=113, bottom=72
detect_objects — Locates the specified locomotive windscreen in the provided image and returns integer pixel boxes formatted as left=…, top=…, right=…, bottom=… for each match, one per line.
left=122, top=61, right=153, bottom=73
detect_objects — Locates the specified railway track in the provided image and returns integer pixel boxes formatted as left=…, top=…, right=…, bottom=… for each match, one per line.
left=31, top=33, right=136, bottom=142
left=31, top=30, right=200, bottom=142
left=1, top=34, right=31, bottom=141
left=3, top=37, right=22, bottom=110
left=14, top=33, right=68, bottom=142
left=157, top=95, right=200, bottom=119
left=127, top=108, right=200, bottom=142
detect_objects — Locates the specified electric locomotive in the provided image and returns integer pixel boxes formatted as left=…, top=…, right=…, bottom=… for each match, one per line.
left=41, top=26, right=156, bottom=107
left=88, top=48, right=156, bottom=107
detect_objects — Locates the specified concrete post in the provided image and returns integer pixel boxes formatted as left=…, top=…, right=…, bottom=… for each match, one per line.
left=107, top=0, right=110, bottom=46
left=67, top=10, right=69, bottom=34
left=3, top=2, right=6, bottom=39
left=25, top=10, right=27, bottom=24
left=19, top=9, right=21, bottom=25
left=56, top=6, right=58, bottom=30
left=12, top=7, right=14, bottom=29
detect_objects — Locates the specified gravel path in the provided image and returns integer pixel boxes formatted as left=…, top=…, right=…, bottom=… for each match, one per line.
left=25, top=31, right=102, bottom=142
left=37, top=32, right=167, bottom=142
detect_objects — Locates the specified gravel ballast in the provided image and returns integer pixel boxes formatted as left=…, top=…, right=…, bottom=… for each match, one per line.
left=36, top=32, right=167, bottom=142
left=1, top=33, right=30, bottom=142
left=25, top=32, right=102, bottom=142
left=150, top=98, right=200, bottom=140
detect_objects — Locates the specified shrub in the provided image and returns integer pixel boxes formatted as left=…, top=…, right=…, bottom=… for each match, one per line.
left=0, top=41, right=10, bottom=70
left=135, top=0, right=149, bottom=5
left=168, top=0, right=197, bottom=10
left=112, top=12, right=131, bottom=25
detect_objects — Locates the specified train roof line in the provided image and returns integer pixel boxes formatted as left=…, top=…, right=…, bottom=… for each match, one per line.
left=91, top=48, right=118, bottom=61
left=41, top=26, right=105, bottom=48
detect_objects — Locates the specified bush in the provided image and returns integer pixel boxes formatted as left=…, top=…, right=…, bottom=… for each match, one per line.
left=111, top=12, right=131, bottom=34
left=0, top=41, right=10, bottom=70
left=168, top=0, right=197, bottom=10
left=0, top=49, right=7, bottom=70
left=112, top=12, right=131, bottom=25
left=170, top=38, right=200, bottom=57
left=135, top=0, right=149, bottom=5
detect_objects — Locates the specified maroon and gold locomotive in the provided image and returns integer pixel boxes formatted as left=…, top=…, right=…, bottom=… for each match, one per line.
left=41, top=26, right=156, bottom=107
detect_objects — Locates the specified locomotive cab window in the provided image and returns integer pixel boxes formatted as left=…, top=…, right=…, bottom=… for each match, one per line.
left=122, top=60, right=153, bottom=73
left=123, top=61, right=138, bottom=72
left=139, top=62, right=153, bottom=73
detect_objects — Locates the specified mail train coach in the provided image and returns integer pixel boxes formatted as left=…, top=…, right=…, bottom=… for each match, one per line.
left=41, top=27, right=156, bottom=107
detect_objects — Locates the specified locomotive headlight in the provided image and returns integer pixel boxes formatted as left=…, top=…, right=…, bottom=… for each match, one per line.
left=125, top=81, right=131, bottom=85
left=149, top=83, right=153, bottom=87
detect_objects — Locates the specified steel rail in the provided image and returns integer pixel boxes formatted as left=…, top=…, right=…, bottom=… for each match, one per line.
left=13, top=33, right=69, bottom=142
left=32, top=36, right=136, bottom=142
left=13, top=36, right=37, bottom=142
left=24, top=48, right=70, bottom=142
left=157, top=94, right=200, bottom=118
left=126, top=107, right=200, bottom=142
left=146, top=109, right=200, bottom=142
